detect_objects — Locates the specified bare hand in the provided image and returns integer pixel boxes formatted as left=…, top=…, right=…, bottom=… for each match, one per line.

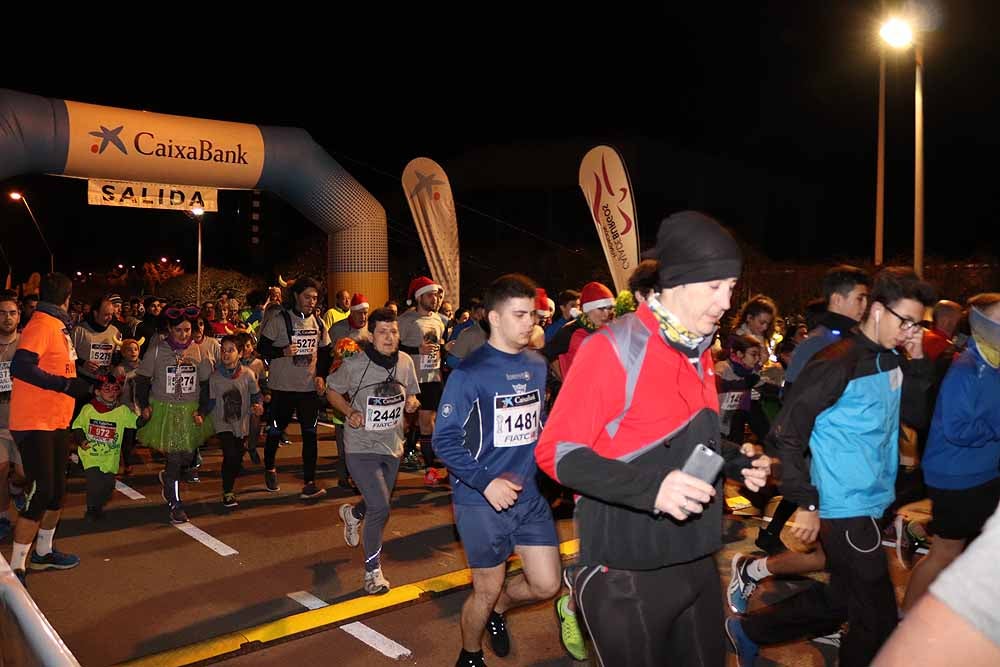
left=85, top=360, right=100, bottom=373
left=741, top=455, right=771, bottom=492
left=314, top=376, right=326, bottom=394
left=654, top=470, right=715, bottom=521
left=285, top=343, right=299, bottom=357
left=347, top=410, right=364, bottom=429
left=740, top=442, right=758, bottom=457
left=142, top=407, right=152, bottom=421
left=791, top=509, right=820, bottom=544
left=404, top=396, right=420, bottom=414
left=484, top=477, right=522, bottom=511
left=903, top=326, right=925, bottom=359
left=251, top=403, right=264, bottom=417
left=419, top=341, right=439, bottom=356
left=193, top=413, right=204, bottom=426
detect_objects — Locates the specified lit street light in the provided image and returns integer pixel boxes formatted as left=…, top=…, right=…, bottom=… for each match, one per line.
left=8, top=192, right=55, bottom=273
left=876, top=17, right=924, bottom=277
left=189, top=207, right=205, bottom=304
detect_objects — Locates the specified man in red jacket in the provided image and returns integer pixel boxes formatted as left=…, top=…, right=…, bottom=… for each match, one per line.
left=536, top=211, right=771, bottom=666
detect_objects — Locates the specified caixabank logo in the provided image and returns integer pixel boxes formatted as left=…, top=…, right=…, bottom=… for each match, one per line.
left=87, top=123, right=250, bottom=164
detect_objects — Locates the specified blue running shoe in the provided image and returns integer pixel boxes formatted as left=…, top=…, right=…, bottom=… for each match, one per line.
left=727, top=554, right=759, bottom=614
left=30, top=549, right=80, bottom=571
left=726, top=617, right=759, bottom=667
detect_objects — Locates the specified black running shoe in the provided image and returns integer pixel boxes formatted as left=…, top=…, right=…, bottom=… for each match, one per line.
left=486, top=610, right=510, bottom=657
left=455, top=649, right=487, bottom=667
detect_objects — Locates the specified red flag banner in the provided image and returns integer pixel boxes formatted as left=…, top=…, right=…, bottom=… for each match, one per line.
left=578, top=146, right=639, bottom=293
left=402, top=157, right=460, bottom=302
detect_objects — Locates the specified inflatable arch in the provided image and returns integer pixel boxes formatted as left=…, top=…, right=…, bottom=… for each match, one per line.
left=0, top=88, right=388, bottom=306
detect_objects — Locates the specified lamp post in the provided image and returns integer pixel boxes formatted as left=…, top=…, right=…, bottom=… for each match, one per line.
left=8, top=192, right=55, bottom=273
left=878, top=17, right=924, bottom=277
left=190, top=207, right=205, bottom=304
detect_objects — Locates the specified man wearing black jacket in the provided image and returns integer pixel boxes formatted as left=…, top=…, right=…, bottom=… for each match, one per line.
left=727, top=267, right=935, bottom=667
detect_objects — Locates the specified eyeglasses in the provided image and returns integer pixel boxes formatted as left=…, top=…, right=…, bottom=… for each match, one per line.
left=881, top=302, right=919, bottom=331
left=164, top=306, right=201, bottom=321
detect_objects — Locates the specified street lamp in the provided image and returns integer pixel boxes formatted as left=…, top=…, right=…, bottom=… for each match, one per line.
left=189, top=207, right=205, bottom=304
left=8, top=192, right=55, bottom=273
left=876, top=17, right=924, bottom=276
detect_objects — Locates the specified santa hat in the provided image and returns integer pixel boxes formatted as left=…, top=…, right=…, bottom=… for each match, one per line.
left=535, top=288, right=551, bottom=316
left=350, top=293, right=369, bottom=311
left=407, top=276, right=443, bottom=302
left=580, top=282, right=615, bottom=313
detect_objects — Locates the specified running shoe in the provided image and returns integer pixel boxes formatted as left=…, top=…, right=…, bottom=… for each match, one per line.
left=222, top=493, right=239, bottom=508
left=725, top=617, right=759, bottom=667
left=340, top=503, right=361, bottom=547
left=30, top=549, right=80, bottom=571
left=486, top=610, right=510, bottom=657
left=265, top=470, right=280, bottom=492
left=300, top=482, right=327, bottom=499
left=364, top=567, right=391, bottom=595
left=556, top=594, right=588, bottom=660
left=727, top=554, right=759, bottom=614
left=169, top=507, right=189, bottom=524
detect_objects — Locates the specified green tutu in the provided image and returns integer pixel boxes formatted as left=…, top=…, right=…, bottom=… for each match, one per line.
left=138, top=398, right=215, bottom=453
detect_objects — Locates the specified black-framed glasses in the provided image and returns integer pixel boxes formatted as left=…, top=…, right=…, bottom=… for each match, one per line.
left=881, top=302, right=919, bottom=331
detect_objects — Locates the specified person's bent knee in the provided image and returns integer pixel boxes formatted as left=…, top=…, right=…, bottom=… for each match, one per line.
left=531, top=575, right=561, bottom=600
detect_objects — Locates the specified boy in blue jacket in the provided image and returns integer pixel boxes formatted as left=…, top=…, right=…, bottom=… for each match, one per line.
left=902, top=293, right=1000, bottom=612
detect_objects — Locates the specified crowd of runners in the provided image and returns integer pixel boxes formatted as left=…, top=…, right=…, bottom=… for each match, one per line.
left=2, top=210, right=999, bottom=666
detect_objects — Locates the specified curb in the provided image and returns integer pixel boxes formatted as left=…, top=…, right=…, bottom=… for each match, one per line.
left=118, top=538, right=580, bottom=666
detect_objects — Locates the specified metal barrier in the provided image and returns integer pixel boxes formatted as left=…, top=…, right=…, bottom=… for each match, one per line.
left=0, top=554, right=81, bottom=667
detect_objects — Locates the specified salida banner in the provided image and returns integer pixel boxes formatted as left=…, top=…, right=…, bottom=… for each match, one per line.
left=88, top=179, right=218, bottom=211
left=578, top=146, right=639, bottom=293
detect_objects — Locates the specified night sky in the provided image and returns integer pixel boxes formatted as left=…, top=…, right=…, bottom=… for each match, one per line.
left=2, top=1, right=997, bottom=296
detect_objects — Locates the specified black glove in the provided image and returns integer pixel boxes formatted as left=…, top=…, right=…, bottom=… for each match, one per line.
left=63, top=377, right=94, bottom=399
left=745, top=373, right=760, bottom=389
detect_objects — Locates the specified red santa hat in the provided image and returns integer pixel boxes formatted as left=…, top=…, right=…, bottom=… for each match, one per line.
left=535, top=288, right=551, bottom=315
left=350, top=293, right=369, bottom=311
left=407, top=276, right=443, bottom=302
left=580, top=281, right=614, bottom=313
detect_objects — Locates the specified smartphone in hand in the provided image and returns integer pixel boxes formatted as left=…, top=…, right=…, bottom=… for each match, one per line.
left=681, top=443, right=724, bottom=485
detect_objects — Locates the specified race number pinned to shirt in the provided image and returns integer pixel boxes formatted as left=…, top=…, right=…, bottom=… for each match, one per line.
left=90, top=342, right=114, bottom=366
left=365, top=393, right=404, bottom=432
left=292, top=329, right=318, bottom=357
left=87, top=418, right=118, bottom=445
left=720, top=392, right=743, bottom=411
left=0, top=361, right=11, bottom=393
left=419, top=352, right=440, bottom=371
left=166, top=364, right=198, bottom=395
left=493, top=389, right=541, bottom=447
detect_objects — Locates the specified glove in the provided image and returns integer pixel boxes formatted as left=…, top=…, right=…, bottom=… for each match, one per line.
left=63, top=377, right=94, bottom=399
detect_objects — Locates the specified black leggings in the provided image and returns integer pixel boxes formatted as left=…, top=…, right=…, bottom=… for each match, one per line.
left=575, top=555, right=725, bottom=667
left=13, top=429, right=70, bottom=521
left=264, top=390, right=320, bottom=482
left=218, top=432, right=244, bottom=493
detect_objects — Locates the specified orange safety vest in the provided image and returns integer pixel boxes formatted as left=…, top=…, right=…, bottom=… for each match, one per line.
left=10, top=310, right=76, bottom=431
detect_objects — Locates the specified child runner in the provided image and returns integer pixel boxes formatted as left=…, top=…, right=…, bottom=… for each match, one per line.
left=72, top=371, right=139, bottom=521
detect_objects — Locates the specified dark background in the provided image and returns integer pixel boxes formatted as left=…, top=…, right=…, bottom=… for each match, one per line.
left=2, top=1, right=996, bottom=302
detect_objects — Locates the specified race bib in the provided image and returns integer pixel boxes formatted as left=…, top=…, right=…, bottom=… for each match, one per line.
left=0, top=361, right=11, bottom=393
left=87, top=418, right=118, bottom=445
left=365, top=393, right=404, bottom=432
left=493, top=389, right=541, bottom=447
left=419, top=352, right=439, bottom=371
left=720, top=392, right=743, bottom=411
left=292, top=329, right=318, bottom=356
left=166, top=364, right=198, bottom=394
left=90, top=342, right=114, bottom=365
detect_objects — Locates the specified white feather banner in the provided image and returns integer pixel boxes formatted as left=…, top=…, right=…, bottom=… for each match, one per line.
left=402, top=157, right=460, bottom=301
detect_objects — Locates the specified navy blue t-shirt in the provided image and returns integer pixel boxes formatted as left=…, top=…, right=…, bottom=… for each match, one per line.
left=433, top=343, right=548, bottom=506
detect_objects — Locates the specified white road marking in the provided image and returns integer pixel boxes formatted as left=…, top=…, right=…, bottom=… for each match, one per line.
left=173, top=523, right=239, bottom=556
left=114, top=481, right=145, bottom=500
left=287, top=591, right=329, bottom=610
left=341, top=622, right=412, bottom=659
